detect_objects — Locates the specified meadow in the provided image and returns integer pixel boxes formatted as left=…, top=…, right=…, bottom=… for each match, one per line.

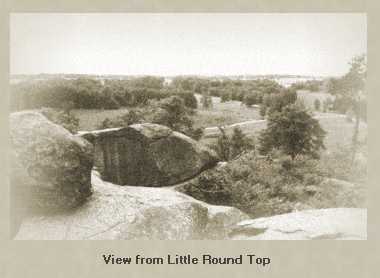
left=73, top=92, right=367, bottom=156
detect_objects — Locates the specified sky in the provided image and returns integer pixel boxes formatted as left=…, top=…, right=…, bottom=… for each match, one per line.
left=10, top=13, right=366, bottom=77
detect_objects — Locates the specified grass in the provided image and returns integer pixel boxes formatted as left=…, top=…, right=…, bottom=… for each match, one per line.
left=72, top=93, right=367, bottom=160
left=192, top=94, right=261, bottom=129
left=201, top=113, right=367, bottom=157
left=296, top=90, right=335, bottom=111
left=72, top=108, right=129, bottom=131
left=73, top=94, right=261, bottom=131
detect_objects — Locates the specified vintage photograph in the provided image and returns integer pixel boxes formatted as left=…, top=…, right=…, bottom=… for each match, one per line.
left=9, top=13, right=367, bottom=240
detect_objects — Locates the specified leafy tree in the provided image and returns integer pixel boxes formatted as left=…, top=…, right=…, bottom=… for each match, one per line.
left=211, top=127, right=254, bottom=161
left=322, top=97, right=334, bottom=112
left=327, top=54, right=366, bottom=164
left=314, top=99, right=321, bottom=111
left=267, top=90, right=297, bottom=114
left=259, top=104, right=267, bottom=118
left=230, top=127, right=255, bottom=158
left=212, top=127, right=231, bottom=161
left=220, top=92, right=230, bottom=103
left=259, top=104, right=326, bottom=160
left=244, top=93, right=259, bottom=107
left=153, top=96, right=202, bottom=140
left=154, top=96, right=191, bottom=130
left=97, top=108, right=145, bottom=129
left=201, top=93, right=213, bottom=109
left=179, top=92, right=198, bottom=109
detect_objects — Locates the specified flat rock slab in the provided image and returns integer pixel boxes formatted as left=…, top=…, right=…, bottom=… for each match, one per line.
left=15, top=172, right=248, bottom=240
left=229, top=208, right=367, bottom=240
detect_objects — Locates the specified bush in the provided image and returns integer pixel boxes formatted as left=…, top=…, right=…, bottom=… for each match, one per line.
left=210, top=127, right=255, bottom=161
left=179, top=149, right=365, bottom=218
left=179, top=152, right=328, bottom=217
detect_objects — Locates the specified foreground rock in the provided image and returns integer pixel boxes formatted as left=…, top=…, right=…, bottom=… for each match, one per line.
left=229, top=208, right=367, bottom=240
left=14, top=172, right=248, bottom=240
left=79, top=123, right=218, bottom=187
left=10, top=112, right=93, bottom=209
left=10, top=111, right=94, bottom=236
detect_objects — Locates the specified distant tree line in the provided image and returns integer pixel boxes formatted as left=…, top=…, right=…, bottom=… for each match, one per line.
left=10, top=76, right=197, bottom=111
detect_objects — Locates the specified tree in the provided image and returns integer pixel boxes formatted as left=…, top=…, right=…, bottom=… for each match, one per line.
left=212, top=127, right=231, bottom=161
left=220, top=92, right=230, bottom=103
left=180, top=92, right=198, bottom=109
left=97, top=108, right=145, bottom=129
left=314, top=99, right=321, bottom=111
left=258, top=104, right=326, bottom=160
left=201, top=93, right=213, bottom=109
left=230, top=127, right=255, bottom=158
left=244, top=93, right=259, bottom=107
left=201, top=93, right=212, bottom=109
left=211, top=126, right=254, bottom=161
left=323, top=97, right=334, bottom=112
left=153, top=96, right=202, bottom=140
left=259, top=104, right=267, bottom=118
left=327, top=55, right=366, bottom=165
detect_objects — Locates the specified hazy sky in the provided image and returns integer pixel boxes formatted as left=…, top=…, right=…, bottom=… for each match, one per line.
left=10, top=13, right=366, bottom=77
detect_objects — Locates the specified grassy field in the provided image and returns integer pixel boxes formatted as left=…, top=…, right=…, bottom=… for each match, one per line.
left=192, top=94, right=261, bottom=128
left=72, top=93, right=367, bottom=160
left=73, top=94, right=261, bottom=131
left=296, top=90, right=335, bottom=111
left=72, top=108, right=129, bottom=131
left=201, top=114, right=367, bottom=153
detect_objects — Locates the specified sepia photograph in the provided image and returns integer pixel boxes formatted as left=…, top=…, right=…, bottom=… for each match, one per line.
left=9, top=13, right=367, bottom=240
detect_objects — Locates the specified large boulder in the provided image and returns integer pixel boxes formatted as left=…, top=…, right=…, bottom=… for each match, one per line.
left=229, top=208, right=367, bottom=240
left=78, top=123, right=218, bottom=187
left=14, top=171, right=249, bottom=240
left=10, top=111, right=94, bottom=217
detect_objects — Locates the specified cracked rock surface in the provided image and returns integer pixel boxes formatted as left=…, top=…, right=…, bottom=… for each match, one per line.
left=14, top=171, right=249, bottom=240
left=229, top=208, right=367, bottom=240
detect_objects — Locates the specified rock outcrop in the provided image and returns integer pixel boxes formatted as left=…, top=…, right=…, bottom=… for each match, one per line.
left=10, top=111, right=94, bottom=234
left=78, top=123, right=218, bottom=187
left=229, top=208, right=367, bottom=240
left=14, top=172, right=249, bottom=240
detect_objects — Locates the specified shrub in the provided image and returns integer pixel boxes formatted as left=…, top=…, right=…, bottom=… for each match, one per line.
left=210, top=127, right=255, bottom=161
left=179, top=152, right=326, bottom=217
left=179, top=150, right=364, bottom=218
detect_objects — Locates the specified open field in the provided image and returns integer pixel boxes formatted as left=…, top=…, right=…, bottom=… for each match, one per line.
left=72, top=108, right=129, bottom=131
left=73, top=94, right=261, bottom=131
left=72, top=93, right=367, bottom=158
left=193, top=94, right=261, bottom=128
left=296, top=90, right=335, bottom=111
left=201, top=113, right=367, bottom=153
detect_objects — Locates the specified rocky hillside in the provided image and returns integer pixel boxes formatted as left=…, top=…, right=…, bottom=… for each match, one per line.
left=10, top=111, right=367, bottom=240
